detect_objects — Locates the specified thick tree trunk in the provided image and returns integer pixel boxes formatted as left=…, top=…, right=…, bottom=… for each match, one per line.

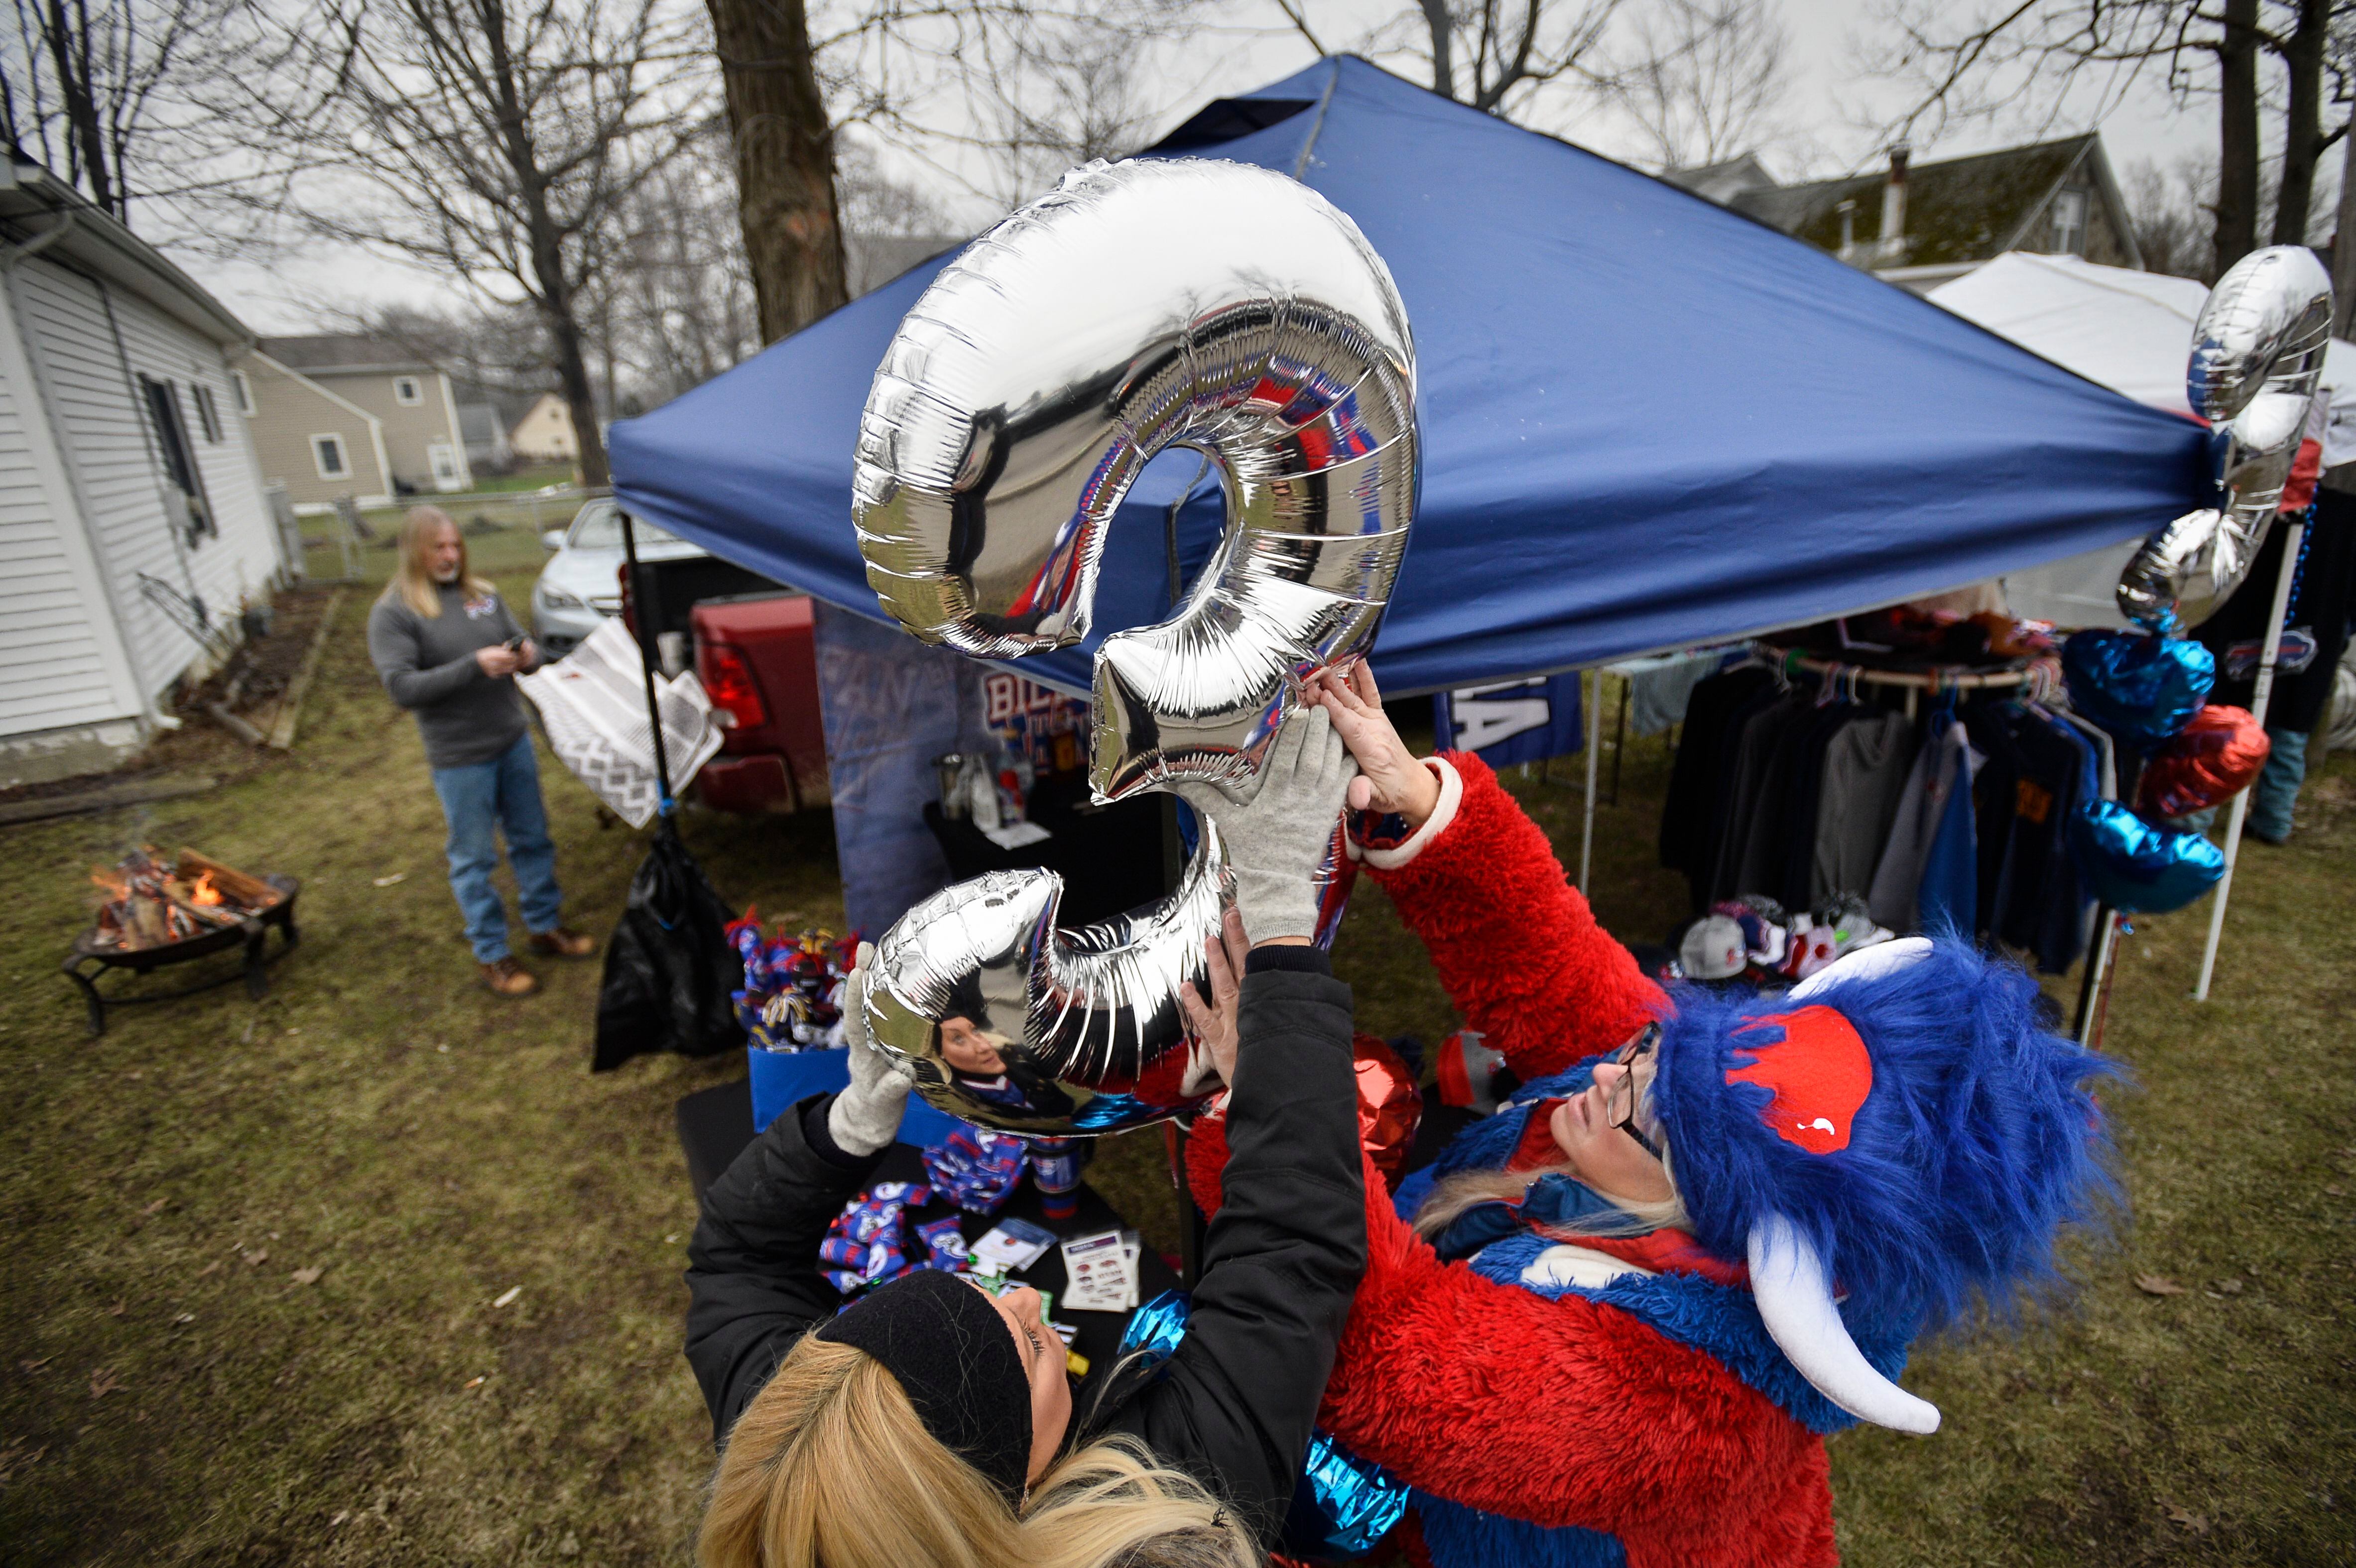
left=2271, top=0, right=2328, bottom=246
left=2215, top=0, right=2260, bottom=273
left=44, top=0, right=118, bottom=218
left=1419, top=0, right=1454, bottom=100
left=706, top=0, right=846, bottom=344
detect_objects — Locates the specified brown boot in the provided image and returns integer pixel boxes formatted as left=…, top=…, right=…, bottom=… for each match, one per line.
left=480, top=956, right=540, bottom=997
left=527, top=926, right=598, bottom=959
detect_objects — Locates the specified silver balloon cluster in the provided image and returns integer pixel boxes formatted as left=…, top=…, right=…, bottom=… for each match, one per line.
left=853, top=156, right=1419, bottom=800
left=863, top=822, right=1237, bottom=1135
left=2117, top=245, right=2333, bottom=629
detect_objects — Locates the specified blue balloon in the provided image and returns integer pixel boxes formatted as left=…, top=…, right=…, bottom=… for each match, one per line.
left=2061, top=630, right=2215, bottom=752
left=1117, top=1292, right=1409, bottom=1558
left=2068, top=800, right=2226, bottom=913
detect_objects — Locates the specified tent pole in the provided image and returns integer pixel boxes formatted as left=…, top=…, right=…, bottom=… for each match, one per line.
left=2074, top=906, right=2116, bottom=1045
left=621, top=511, right=677, bottom=826
left=1579, top=668, right=1598, bottom=896
left=2193, top=512, right=2306, bottom=1001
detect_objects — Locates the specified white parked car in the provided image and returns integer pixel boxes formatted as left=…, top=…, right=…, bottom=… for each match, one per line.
left=530, top=498, right=703, bottom=656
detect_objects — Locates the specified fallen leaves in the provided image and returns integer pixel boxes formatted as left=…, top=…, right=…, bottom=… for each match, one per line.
left=89, top=1368, right=120, bottom=1399
left=2211, top=1278, right=2246, bottom=1296
left=18, top=1356, right=52, bottom=1375
left=244, top=1250, right=269, bottom=1268
left=2327, top=1184, right=2346, bottom=1198
left=372, top=872, right=407, bottom=887
left=2165, top=1503, right=2210, bottom=1534
left=196, top=1261, right=222, bottom=1278
left=492, top=1286, right=522, bottom=1309
left=140, top=1198, right=168, bottom=1216
left=105, top=1300, right=125, bottom=1317
left=291, top=1266, right=324, bottom=1286
left=174, top=1314, right=194, bottom=1325
left=2134, top=1275, right=2188, bottom=1297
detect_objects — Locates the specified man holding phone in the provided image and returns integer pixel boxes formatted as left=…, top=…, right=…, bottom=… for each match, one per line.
left=367, top=506, right=596, bottom=997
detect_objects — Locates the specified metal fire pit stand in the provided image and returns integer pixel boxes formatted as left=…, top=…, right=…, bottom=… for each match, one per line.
left=61, top=875, right=302, bottom=1037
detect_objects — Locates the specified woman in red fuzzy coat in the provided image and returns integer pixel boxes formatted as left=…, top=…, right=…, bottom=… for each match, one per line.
left=1184, top=668, right=1836, bottom=1566
left=1180, top=666, right=2119, bottom=1568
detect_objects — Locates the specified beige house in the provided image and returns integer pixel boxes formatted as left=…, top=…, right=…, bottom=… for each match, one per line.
left=507, top=390, right=579, bottom=464
left=239, top=335, right=472, bottom=510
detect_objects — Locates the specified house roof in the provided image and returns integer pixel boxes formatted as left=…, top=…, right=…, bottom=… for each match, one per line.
left=0, top=154, right=253, bottom=346
left=1659, top=153, right=1775, bottom=206
left=257, top=334, right=438, bottom=375
left=1726, top=135, right=2100, bottom=268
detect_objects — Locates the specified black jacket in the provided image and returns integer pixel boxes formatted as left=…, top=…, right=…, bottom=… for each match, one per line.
left=682, top=949, right=1365, bottom=1547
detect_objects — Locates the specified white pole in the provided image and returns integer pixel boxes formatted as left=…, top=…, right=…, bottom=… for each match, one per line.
left=2193, top=513, right=2306, bottom=1001
left=1580, top=668, right=1598, bottom=895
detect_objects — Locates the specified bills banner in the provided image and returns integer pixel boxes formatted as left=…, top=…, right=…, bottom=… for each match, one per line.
left=1432, top=673, right=1584, bottom=769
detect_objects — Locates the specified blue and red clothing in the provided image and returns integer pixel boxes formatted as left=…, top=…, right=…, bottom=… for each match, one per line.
left=1185, top=753, right=1859, bottom=1566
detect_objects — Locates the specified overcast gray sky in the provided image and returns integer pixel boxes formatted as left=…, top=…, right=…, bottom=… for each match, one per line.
left=192, top=0, right=2231, bottom=336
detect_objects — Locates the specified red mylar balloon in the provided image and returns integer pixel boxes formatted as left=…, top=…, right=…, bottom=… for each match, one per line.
left=1354, top=1033, right=1423, bottom=1188
left=2136, top=705, right=2270, bottom=819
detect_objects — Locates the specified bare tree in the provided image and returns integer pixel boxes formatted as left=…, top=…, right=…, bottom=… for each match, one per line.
left=2123, top=154, right=2219, bottom=280
left=1596, top=0, right=1789, bottom=170
left=1860, top=0, right=2355, bottom=277
left=705, top=0, right=844, bottom=343
left=1, top=0, right=237, bottom=224
left=202, top=0, right=709, bottom=485
left=1271, top=0, right=1626, bottom=118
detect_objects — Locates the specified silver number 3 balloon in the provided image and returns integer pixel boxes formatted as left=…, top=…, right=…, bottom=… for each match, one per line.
left=2116, top=245, right=2332, bottom=630
left=853, top=156, right=1420, bottom=799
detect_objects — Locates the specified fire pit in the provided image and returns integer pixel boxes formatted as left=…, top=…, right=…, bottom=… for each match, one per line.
left=63, top=847, right=300, bottom=1036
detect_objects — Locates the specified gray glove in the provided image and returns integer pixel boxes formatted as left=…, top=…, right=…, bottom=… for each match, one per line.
left=1174, top=706, right=1358, bottom=945
left=828, top=943, right=913, bottom=1157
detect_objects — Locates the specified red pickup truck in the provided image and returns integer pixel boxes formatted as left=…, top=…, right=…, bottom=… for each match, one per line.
left=620, top=553, right=830, bottom=816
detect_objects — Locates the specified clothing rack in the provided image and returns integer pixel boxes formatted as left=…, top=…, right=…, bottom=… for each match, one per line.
left=1755, top=645, right=2062, bottom=720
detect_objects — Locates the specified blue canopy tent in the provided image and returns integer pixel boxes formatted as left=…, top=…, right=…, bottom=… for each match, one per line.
left=613, top=54, right=2205, bottom=698
left=608, top=54, right=2209, bottom=939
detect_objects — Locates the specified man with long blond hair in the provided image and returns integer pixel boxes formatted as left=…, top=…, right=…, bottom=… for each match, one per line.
left=367, top=506, right=596, bottom=996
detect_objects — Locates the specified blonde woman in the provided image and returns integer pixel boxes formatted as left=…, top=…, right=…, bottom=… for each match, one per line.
left=365, top=507, right=596, bottom=997
left=686, top=710, right=1367, bottom=1568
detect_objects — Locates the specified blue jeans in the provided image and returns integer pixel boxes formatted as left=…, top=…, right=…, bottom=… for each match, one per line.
left=430, top=732, right=563, bottom=963
left=2168, top=726, right=2310, bottom=843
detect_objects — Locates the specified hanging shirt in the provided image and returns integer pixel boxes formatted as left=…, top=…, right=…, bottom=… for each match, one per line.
left=1812, top=709, right=1916, bottom=904
left=1867, top=718, right=1972, bottom=933
left=1914, top=727, right=1985, bottom=936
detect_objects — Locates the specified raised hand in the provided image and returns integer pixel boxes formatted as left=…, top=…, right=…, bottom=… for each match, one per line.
left=1178, top=904, right=1249, bottom=1089
left=1172, top=706, right=1357, bottom=946
left=1313, top=663, right=1441, bottom=827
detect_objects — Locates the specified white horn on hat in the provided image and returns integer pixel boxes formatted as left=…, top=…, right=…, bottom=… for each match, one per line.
left=1787, top=935, right=1933, bottom=1001
left=1747, top=1212, right=1941, bottom=1435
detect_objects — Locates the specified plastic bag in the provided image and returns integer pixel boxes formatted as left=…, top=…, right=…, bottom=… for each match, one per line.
left=593, top=829, right=746, bottom=1071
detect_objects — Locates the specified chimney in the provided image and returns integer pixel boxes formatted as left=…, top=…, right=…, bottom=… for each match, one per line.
left=1880, top=142, right=1910, bottom=252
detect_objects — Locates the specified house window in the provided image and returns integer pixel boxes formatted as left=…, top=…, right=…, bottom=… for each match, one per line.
left=231, top=367, right=254, bottom=415
left=139, top=376, right=216, bottom=544
left=193, top=383, right=223, bottom=444
left=393, top=375, right=423, bottom=405
left=313, top=433, right=351, bottom=480
left=2049, top=188, right=2088, bottom=256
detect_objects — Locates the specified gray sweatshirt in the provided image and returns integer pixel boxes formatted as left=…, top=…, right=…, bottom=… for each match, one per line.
left=366, top=582, right=537, bottom=768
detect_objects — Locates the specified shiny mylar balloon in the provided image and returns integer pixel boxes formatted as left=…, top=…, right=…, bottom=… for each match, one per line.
left=2137, top=705, right=2271, bottom=819
left=2117, top=245, right=2332, bottom=629
left=863, top=821, right=1236, bottom=1136
left=1353, top=1034, right=1422, bottom=1189
left=2068, top=800, right=2226, bottom=915
left=2061, top=629, right=2216, bottom=752
left=851, top=157, right=1419, bottom=803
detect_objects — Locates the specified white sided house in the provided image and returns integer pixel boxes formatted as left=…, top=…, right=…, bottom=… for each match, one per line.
left=0, top=156, right=290, bottom=785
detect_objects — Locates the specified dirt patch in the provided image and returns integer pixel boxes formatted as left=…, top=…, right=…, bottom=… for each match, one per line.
left=183, top=585, right=342, bottom=724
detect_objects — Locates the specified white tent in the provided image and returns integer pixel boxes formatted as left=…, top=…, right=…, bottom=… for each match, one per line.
left=1927, top=252, right=2356, bottom=627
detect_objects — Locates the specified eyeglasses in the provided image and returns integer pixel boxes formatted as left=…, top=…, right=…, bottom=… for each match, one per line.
left=1603, top=1024, right=1661, bottom=1156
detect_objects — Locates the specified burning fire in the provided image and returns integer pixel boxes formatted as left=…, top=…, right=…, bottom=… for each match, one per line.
left=83, top=847, right=277, bottom=950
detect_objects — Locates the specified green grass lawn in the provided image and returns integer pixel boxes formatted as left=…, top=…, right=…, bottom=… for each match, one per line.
left=1, top=550, right=2351, bottom=1564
